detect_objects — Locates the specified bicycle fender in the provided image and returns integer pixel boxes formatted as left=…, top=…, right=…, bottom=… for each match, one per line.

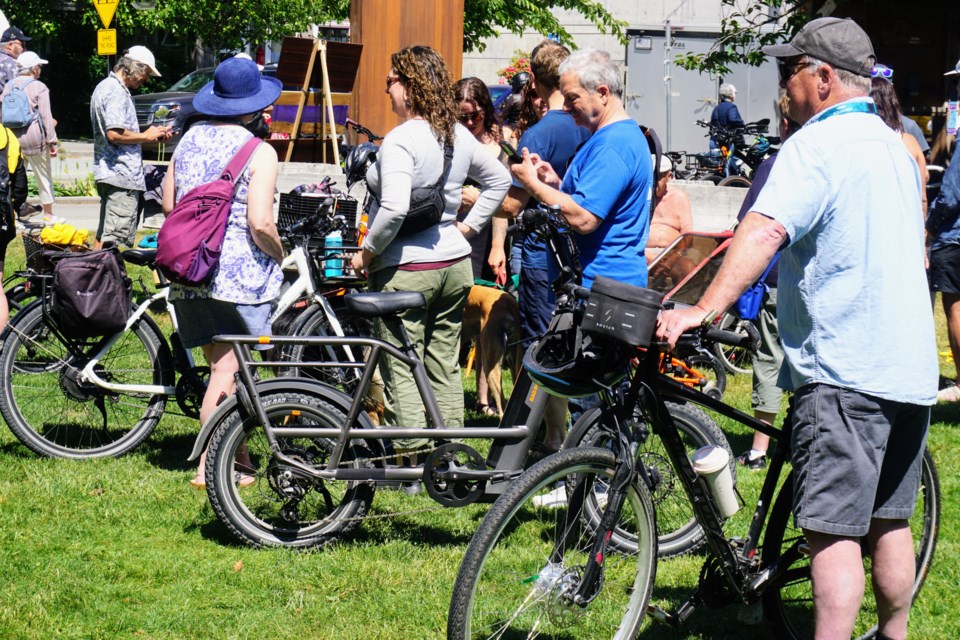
left=188, top=378, right=382, bottom=461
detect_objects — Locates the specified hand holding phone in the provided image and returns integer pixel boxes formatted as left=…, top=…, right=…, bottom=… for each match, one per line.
left=499, top=141, right=522, bottom=164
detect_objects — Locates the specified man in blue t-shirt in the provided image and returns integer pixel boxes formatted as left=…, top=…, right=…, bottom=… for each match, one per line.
left=511, top=47, right=651, bottom=290
left=498, top=39, right=589, bottom=452
left=498, top=40, right=589, bottom=351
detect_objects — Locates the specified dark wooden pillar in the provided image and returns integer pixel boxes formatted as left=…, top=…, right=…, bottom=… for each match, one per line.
left=349, top=0, right=465, bottom=140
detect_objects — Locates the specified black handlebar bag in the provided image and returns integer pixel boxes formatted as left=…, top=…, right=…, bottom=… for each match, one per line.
left=51, top=241, right=132, bottom=339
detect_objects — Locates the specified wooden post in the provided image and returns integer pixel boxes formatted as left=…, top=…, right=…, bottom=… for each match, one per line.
left=349, top=0, right=465, bottom=140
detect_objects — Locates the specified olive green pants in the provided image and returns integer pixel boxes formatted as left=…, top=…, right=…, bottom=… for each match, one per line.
left=368, top=259, right=472, bottom=451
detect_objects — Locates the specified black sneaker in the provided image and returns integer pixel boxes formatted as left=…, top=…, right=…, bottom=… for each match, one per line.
left=736, top=451, right=767, bottom=470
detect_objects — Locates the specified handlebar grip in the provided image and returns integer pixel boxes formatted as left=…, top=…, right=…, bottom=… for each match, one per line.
left=703, top=325, right=759, bottom=350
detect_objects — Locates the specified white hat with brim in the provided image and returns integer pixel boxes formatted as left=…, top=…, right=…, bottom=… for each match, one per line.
left=126, top=45, right=161, bottom=77
left=16, top=51, right=47, bottom=72
left=945, top=58, right=960, bottom=76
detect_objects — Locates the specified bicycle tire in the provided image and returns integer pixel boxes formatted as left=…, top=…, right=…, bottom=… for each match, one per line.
left=684, top=353, right=727, bottom=400
left=761, top=447, right=940, bottom=640
left=447, top=447, right=657, bottom=640
left=718, top=175, right=753, bottom=188
left=0, top=301, right=171, bottom=458
left=712, top=312, right=755, bottom=375
left=277, top=300, right=369, bottom=393
left=564, top=401, right=733, bottom=558
left=205, top=389, right=376, bottom=549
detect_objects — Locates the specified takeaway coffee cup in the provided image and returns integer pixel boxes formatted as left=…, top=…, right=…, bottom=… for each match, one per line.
left=691, top=445, right=739, bottom=519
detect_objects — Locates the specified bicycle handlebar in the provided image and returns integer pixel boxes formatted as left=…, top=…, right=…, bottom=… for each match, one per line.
left=345, top=118, right=383, bottom=143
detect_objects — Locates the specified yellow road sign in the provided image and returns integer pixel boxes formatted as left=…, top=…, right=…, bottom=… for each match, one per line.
left=94, top=0, right=119, bottom=28
left=97, top=29, right=117, bottom=56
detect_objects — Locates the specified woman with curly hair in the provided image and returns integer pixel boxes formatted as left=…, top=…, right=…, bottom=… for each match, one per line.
left=350, top=46, right=510, bottom=487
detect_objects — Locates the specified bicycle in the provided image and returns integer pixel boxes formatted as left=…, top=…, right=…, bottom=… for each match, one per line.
left=0, top=199, right=368, bottom=459
left=693, top=118, right=772, bottom=187
left=190, top=206, right=736, bottom=553
left=446, top=272, right=939, bottom=639
left=0, top=248, right=209, bottom=458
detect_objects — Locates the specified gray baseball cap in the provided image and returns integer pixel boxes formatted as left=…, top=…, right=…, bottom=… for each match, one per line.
left=762, top=17, right=875, bottom=77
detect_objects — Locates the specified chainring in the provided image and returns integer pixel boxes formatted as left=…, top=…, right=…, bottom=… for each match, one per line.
left=175, top=366, right=210, bottom=418
left=422, top=443, right=487, bottom=507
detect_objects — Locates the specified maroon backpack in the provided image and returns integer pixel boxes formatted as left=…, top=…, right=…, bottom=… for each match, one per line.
left=156, top=136, right=261, bottom=286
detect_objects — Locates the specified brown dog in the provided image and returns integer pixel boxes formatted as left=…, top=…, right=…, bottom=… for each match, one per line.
left=462, top=284, right=522, bottom=415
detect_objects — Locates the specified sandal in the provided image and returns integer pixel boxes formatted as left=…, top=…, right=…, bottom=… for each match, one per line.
left=475, top=403, right=499, bottom=417
left=189, top=477, right=205, bottom=490
left=936, top=384, right=960, bottom=403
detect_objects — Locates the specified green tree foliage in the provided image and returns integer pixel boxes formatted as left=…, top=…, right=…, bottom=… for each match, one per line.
left=462, top=0, right=627, bottom=52
left=674, top=0, right=812, bottom=75
left=4, top=1, right=624, bottom=56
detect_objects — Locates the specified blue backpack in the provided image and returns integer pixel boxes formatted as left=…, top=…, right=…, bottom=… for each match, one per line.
left=2, top=79, right=36, bottom=129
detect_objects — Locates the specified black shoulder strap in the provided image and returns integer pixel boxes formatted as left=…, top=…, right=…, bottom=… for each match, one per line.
left=434, top=144, right=454, bottom=189
left=640, top=124, right=663, bottom=212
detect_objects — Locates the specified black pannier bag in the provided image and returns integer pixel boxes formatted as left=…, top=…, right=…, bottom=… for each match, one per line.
left=51, top=241, right=132, bottom=339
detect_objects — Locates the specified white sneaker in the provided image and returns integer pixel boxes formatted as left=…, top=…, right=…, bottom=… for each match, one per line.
left=532, top=483, right=567, bottom=509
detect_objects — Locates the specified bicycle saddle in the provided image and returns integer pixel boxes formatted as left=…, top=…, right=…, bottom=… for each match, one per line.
left=122, top=249, right=158, bottom=266
left=344, top=291, right=426, bottom=317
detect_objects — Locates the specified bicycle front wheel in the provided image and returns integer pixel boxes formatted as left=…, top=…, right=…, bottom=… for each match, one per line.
left=761, top=447, right=940, bottom=640
left=712, top=312, right=755, bottom=375
left=0, top=302, right=170, bottom=458
left=277, top=300, right=369, bottom=393
left=564, top=401, right=733, bottom=558
left=205, top=389, right=376, bottom=549
left=448, top=447, right=657, bottom=640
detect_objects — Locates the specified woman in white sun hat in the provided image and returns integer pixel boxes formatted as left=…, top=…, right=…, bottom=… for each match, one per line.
left=1, top=50, right=59, bottom=223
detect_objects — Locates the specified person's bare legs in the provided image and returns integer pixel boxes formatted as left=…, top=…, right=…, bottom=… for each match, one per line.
left=806, top=530, right=866, bottom=640
left=940, top=293, right=960, bottom=398
left=869, top=519, right=915, bottom=640
left=543, top=396, right=568, bottom=451
left=191, top=342, right=240, bottom=485
left=749, top=409, right=776, bottom=455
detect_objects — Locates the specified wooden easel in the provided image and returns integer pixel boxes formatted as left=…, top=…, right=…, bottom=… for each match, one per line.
left=269, top=37, right=363, bottom=164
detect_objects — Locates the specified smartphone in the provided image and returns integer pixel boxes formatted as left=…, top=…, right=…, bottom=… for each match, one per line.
left=499, top=140, right=522, bottom=164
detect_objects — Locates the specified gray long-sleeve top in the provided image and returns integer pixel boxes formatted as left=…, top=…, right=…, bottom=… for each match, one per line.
left=363, top=119, right=510, bottom=273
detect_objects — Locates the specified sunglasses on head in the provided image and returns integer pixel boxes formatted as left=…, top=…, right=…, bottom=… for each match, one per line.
left=871, top=65, right=894, bottom=79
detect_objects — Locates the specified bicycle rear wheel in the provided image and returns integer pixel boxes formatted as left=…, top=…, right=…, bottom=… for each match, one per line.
left=761, top=447, right=940, bottom=640
left=205, top=389, right=376, bottom=549
left=447, top=447, right=657, bottom=640
left=0, top=301, right=170, bottom=458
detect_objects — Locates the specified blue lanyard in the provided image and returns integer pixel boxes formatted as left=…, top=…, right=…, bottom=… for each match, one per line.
left=808, top=100, right=877, bottom=125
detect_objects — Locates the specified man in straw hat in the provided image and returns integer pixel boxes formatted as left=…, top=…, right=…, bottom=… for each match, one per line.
left=657, top=17, right=935, bottom=639
left=90, top=45, right=172, bottom=248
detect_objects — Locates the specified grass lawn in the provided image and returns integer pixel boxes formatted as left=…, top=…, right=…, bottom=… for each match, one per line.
left=0, top=238, right=957, bottom=639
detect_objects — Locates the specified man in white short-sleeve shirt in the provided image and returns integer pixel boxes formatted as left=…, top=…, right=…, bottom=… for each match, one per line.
left=656, top=18, right=936, bottom=639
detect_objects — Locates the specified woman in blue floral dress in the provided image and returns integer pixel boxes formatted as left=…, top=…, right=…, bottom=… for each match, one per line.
left=160, top=57, right=284, bottom=488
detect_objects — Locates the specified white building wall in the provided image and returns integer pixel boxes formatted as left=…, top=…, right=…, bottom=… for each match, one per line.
left=462, top=0, right=726, bottom=83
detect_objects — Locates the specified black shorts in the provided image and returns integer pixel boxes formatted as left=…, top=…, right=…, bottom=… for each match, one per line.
left=929, top=244, right=960, bottom=295
left=0, top=205, right=16, bottom=265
